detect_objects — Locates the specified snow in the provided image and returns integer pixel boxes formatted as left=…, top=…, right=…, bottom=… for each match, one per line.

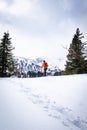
left=0, top=74, right=87, bottom=130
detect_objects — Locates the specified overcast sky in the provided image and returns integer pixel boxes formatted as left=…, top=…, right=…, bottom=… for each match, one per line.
left=0, top=0, right=87, bottom=62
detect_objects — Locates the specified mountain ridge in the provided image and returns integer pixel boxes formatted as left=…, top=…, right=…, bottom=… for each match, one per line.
left=15, top=56, right=63, bottom=77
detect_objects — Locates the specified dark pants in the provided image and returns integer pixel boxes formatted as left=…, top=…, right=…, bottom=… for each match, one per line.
left=44, top=68, right=47, bottom=76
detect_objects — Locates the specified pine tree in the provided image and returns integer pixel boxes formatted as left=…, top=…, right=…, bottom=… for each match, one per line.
left=0, top=32, right=17, bottom=77
left=65, top=28, right=87, bottom=74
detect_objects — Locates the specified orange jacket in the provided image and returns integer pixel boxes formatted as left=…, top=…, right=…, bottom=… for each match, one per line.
left=42, top=61, right=48, bottom=69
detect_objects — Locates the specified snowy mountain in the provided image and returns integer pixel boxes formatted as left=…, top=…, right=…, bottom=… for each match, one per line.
left=0, top=74, right=87, bottom=130
left=15, top=56, right=63, bottom=77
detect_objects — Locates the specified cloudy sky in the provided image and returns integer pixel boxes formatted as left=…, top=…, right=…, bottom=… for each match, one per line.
left=0, top=0, right=87, bottom=62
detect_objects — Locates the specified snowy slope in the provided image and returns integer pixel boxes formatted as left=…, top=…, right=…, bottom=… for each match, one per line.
left=0, top=74, right=87, bottom=130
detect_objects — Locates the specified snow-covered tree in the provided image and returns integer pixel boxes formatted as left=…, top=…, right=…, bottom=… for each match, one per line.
left=65, top=28, right=87, bottom=74
left=0, top=32, right=17, bottom=77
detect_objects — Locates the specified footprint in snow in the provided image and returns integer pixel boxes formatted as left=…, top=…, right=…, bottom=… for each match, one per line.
left=22, top=86, right=87, bottom=130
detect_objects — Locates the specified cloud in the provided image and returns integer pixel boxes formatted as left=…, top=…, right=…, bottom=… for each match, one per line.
left=0, top=0, right=7, bottom=11
left=0, top=0, right=37, bottom=16
left=70, top=0, right=87, bottom=15
left=0, top=0, right=87, bottom=62
left=9, top=0, right=35, bottom=16
left=0, top=0, right=50, bottom=33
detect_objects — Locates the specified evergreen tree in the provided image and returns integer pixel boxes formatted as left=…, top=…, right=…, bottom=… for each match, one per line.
left=0, top=32, right=17, bottom=77
left=65, top=28, right=87, bottom=74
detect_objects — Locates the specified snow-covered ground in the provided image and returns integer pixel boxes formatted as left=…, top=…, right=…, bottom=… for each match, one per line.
left=0, top=74, right=87, bottom=130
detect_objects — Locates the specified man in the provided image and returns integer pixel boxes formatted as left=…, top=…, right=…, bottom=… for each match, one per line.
left=41, top=60, right=48, bottom=76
